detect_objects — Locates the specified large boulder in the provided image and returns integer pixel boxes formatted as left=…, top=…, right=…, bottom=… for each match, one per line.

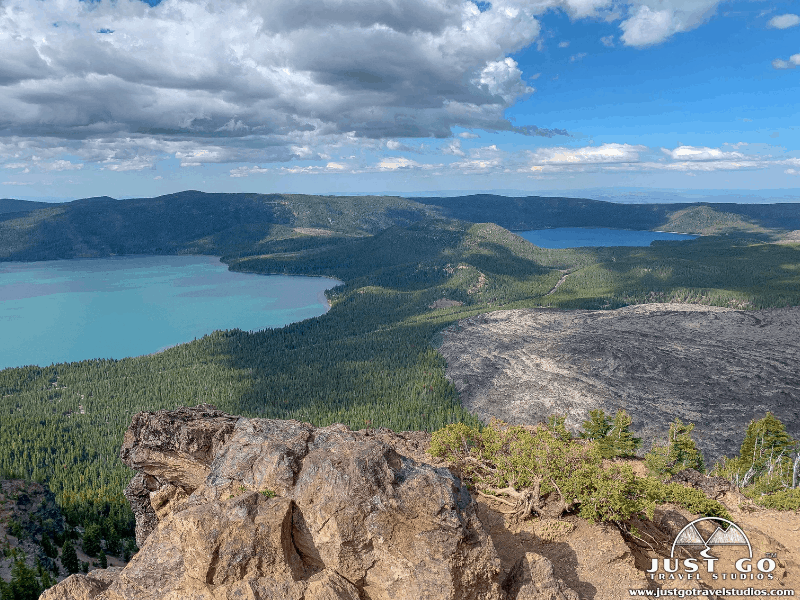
left=46, top=406, right=507, bottom=600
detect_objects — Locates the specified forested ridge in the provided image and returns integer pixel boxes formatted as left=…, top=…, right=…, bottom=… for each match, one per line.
left=2, top=191, right=800, bottom=263
left=0, top=199, right=52, bottom=216
left=1, top=193, right=800, bottom=587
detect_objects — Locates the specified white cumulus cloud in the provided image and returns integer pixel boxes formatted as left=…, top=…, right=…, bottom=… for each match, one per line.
left=230, top=166, right=270, bottom=178
left=0, top=0, right=571, bottom=171
left=442, top=139, right=466, bottom=156
left=0, top=0, right=764, bottom=177
left=619, top=1, right=719, bottom=48
left=767, top=14, right=800, bottom=29
left=378, top=157, right=422, bottom=170
left=772, top=54, right=800, bottom=70
left=450, top=143, right=506, bottom=171
left=41, top=160, right=83, bottom=171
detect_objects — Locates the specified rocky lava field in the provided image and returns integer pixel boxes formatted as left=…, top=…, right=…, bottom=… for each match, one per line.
left=437, top=303, right=800, bottom=464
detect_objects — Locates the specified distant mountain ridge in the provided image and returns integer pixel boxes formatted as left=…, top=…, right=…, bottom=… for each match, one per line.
left=0, top=198, right=52, bottom=215
left=413, top=194, right=800, bottom=233
left=1, top=190, right=799, bottom=262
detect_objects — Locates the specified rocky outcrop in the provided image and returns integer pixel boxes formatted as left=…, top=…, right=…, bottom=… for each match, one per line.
left=437, top=304, right=800, bottom=464
left=668, top=468, right=731, bottom=499
left=48, top=405, right=548, bottom=600
left=120, top=405, right=238, bottom=547
left=1, top=479, right=66, bottom=583
left=40, top=401, right=800, bottom=600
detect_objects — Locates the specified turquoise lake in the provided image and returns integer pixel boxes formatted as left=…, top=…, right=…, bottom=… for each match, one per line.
left=0, top=255, right=340, bottom=370
left=514, top=227, right=697, bottom=248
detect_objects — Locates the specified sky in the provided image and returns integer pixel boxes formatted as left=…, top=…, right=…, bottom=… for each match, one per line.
left=1, top=0, right=799, bottom=201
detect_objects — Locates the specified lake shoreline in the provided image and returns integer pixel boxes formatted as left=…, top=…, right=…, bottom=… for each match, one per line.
left=0, top=255, right=341, bottom=370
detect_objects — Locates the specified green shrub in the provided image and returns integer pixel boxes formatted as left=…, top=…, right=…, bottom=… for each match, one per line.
left=430, top=420, right=654, bottom=523
left=8, top=519, right=24, bottom=540
left=430, top=418, right=742, bottom=524
left=641, top=479, right=731, bottom=520
left=747, top=488, right=800, bottom=511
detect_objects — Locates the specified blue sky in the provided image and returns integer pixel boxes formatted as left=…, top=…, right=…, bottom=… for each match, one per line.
left=1, top=0, right=798, bottom=201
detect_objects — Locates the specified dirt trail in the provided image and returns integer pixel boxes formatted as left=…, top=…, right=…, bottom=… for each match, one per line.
left=545, top=270, right=571, bottom=296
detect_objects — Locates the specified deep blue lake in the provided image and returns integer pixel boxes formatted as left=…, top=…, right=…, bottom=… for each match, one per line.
left=514, top=227, right=698, bottom=248
left=0, top=255, right=340, bottom=370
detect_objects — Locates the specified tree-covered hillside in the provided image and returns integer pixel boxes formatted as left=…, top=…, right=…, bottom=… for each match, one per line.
left=0, top=199, right=52, bottom=216
left=2, top=191, right=800, bottom=263
left=0, top=192, right=434, bottom=261
left=415, top=194, right=800, bottom=234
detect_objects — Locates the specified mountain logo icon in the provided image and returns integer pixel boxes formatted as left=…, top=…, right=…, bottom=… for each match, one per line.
left=671, top=517, right=752, bottom=559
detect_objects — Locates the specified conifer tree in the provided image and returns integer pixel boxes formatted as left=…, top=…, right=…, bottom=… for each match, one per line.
left=739, top=412, right=795, bottom=472
left=666, top=419, right=705, bottom=473
left=41, top=535, right=57, bottom=560
left=604, top=410, right=642, bottom=459
left=9, top=559, right=42, bottom=600
left=645, top=418, right=704, bottom=478
left=580, top=410, right=613, bottom=441
left=61, top=540, right=79, bottom=575
left=545, top=414, right=571, bottom=441
left=82, top=523, right=102, bottom=557
left=580, top=409, right=641, bottom=459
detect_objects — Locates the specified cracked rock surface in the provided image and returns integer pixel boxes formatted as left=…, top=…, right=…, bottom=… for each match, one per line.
left=437, top=303, right=800, bottom=464
left=45, top=405, right=513, bottom=600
